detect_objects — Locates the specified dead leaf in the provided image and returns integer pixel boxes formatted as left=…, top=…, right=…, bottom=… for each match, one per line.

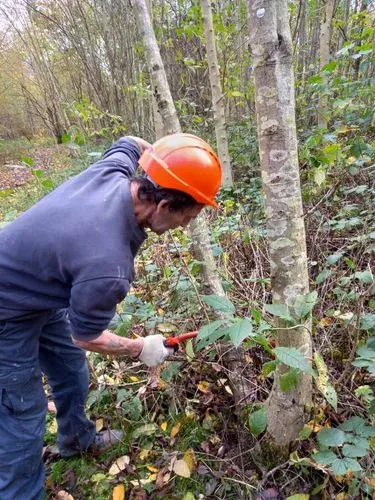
left=173, top=459, right=191, bottom=478
left=197, top=381, right=211, bottom=394
left=109, top=456, right=130, bottom=475
left=156, top=322, right=177, bottom=333
left=56, top=492, right=74, bottom=500
left=112, top=484, right=125, bottom=500
left=183, top=449, right=197, bottom=472
left=138, top=449, right=150, bottom=461
left=146, top=465, right=158, bottom=473
left=170, top=421, right=182, bottom=439
left=96, top=418, right=104, bottom=432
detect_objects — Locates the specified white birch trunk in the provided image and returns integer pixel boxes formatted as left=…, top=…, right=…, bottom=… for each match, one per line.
left=248, top=0, right=312, bottom=449
left=201, top=0, right=233, bottom=186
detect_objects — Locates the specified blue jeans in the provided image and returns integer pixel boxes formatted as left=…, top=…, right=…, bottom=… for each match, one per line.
left=0, top=309, right=96, bottom=500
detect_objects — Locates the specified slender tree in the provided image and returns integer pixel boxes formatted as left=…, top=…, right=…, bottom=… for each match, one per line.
left=201, top=0, right=233, bottom=186
left=132, top=0, right=254, bottom=420
left=248, top=0, right=312, bottom=451
left=317, top=0, right=336, bottom=128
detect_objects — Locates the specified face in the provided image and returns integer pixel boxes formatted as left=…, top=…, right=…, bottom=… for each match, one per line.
left=148, top=202, right=203, bottom=234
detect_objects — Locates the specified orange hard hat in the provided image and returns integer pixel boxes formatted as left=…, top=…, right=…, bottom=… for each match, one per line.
left=138, top=133, right=222, bottom=207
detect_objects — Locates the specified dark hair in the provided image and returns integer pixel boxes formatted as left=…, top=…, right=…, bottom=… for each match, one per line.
left=131, top=177, right=199, bottom=212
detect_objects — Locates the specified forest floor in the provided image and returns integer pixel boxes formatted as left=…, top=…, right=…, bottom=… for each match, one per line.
left=0, top=138, right=374, bottom=500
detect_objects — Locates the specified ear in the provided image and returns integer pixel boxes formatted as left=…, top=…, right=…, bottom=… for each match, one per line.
left=156, top=199, right=170, bottom=212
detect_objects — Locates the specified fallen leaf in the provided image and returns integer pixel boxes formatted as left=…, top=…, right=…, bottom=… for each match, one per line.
left=197, top=381, right=211, bottom=394
left=183, top=449, right=197, bottom=472
left=112, top=484, right=125, bottom=500
left=146, top=465, right=158, bottom=473
left=138, top=449, right=150, bottom=461
left=170, top=422, right=182, bottom=439
left=130, top=474, right=157, bottom=486
left=109, top=456, right=130, bottom=475
left=156, top=322, right=177, bottom=333
left=96, top=418, right=104, bottom=432
left=160, top=422, right=168, bottom=431
left=173, top=459, right=191, bottom=478
left=129, top=376, right=140, bottom=382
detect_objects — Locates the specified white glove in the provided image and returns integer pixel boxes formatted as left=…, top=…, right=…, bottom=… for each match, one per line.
left=138, top=334, right=173, bottom=367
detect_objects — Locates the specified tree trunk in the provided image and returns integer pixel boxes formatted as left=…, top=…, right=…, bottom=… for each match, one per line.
left=317, top=0, right=336, bottom=128
left=133, top=0, right=253, bottom=426
left=248, top=0, right=312, bottom=453
left=201, top=0, right=233, bottom=186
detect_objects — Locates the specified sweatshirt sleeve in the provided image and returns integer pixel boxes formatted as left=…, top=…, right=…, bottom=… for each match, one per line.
left=68, top=277, right=130, bottom=341
left=91, top=137, right=141, bottom=179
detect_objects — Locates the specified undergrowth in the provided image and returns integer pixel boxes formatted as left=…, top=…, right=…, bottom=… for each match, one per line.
left=0, top=127, right=374, bottom=499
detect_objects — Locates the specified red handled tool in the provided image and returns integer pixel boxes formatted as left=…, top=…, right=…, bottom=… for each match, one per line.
left=164, top=331, right=198, bottom=350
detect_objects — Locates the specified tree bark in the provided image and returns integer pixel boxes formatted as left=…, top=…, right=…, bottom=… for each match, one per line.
left=201, top=0, right=233, bottom=186
left=248, top=0, right=312, bottom=451
left=317, top=0, right=336, bottom=128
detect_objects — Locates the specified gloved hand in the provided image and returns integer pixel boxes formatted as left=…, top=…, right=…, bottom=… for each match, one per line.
left=138, top=334, right=173, bottom=367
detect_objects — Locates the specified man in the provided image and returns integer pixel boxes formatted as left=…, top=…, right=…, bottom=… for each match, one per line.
left=0, top=133, right=222, bottom=499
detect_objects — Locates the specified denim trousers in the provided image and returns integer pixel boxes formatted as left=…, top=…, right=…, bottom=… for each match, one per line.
left=0, top=309, right=96, bottom=500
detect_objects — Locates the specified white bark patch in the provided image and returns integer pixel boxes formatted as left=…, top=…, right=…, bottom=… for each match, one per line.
left=266, top=219, right=288, bottom=237
left=270, top=149, right=288, bottom=162
left=284, top=284, right=306, bottom=304
left=270, top=238, right=295, bottom=250
left=281, top=256, right=295, bottom=265
left=261, top=118, right=279, bottom=133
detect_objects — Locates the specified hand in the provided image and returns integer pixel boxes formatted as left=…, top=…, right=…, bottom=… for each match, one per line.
left=127, top=136, right=152, bottom=155
left=138, top=334, right=173, bottom=367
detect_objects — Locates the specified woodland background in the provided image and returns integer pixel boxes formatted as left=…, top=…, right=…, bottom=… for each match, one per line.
left=0, top=0, right=374, bottom=499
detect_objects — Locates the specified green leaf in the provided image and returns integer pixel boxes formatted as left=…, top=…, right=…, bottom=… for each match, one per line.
left=262, top=361, right=277, bottom=377
left=264, top=304, right=295, bottom=323
left=313, top=167, right=326, bottom=187
left=273, top=347, right=313, bottom=374
left=354, top=271, right=373, bottom=284
left=20, top=156, right=34, bottom=167
left=313, top=450, right=337, bottom=465
left=342, top=444, right=368, bottom=458
left=201, top=295, right=235, bottom=315
left=279, top=369, right=299, bottom=392
left=197, top=320, right=226, bottom=340
left=339, top=416, right=365, bottom=432
left=369, top=399, right=375, bottom=415
left=131, top=423, right=158, bottom=440
left=360, top=313, right=375, bottom=330
left=322, top=385, right=338, bottom=411
left=331, top=457, right=362, bottom=475
left=182, top=493, right=195, bottom=500
left=326, top=252, right=344, bottom=265
left=316, top=269, right=332, bottom=284
left=293, top=291, right=318, bottom=319
left=185, top=339, right=195, bottom=361
left=227, top=317, right=253, bottom=347
left=317, top=428, right=346, bottom=447
left=249, top=406, right=267, bottom=436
